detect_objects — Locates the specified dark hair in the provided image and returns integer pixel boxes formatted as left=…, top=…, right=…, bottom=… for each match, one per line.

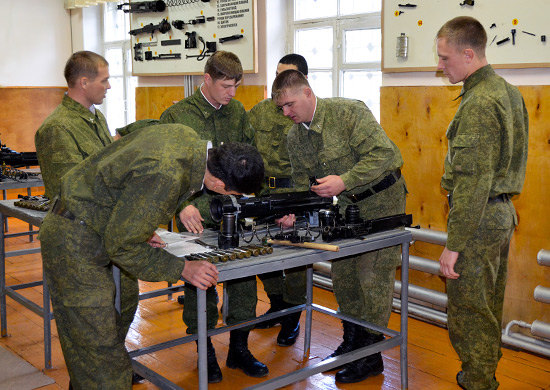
left=437, top=16, right=487, bottom=58
left=64, top=51, right=108, bottom=88
left=279, top=54, right=308, bottom=76
left=204, top=51, right=243, bottom=82
left=207, top=143, right=264, bottom=194
left=271, top=69, right=311, bottom=102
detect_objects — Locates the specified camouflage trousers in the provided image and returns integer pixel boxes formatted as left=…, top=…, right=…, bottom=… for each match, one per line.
left=259, top=266, right=307, bottom=305
left=183, top=276, right=257, bottom=333
left=447, top=200, right=516, bottom=390
left=331, top=176, right=407, bottom=334
left=39, top=213, right=138, bottom=390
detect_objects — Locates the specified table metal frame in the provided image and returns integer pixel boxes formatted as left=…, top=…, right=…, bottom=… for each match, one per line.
left=129, top=229, right=412, bottom=390
left=0, top=200, right=187, bottom=370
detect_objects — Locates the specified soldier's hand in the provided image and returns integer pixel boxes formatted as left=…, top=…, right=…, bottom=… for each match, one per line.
left=311, top=175, right=345, bottom=197
left=276, top=214, right=296, bottom=228
left=147, top=232, right=166, bottom=248
left=439, top=247, right=460, bottom=279
left=179, top=205, right=204, bottom=234
left=182, top=260, right=219, bottom=290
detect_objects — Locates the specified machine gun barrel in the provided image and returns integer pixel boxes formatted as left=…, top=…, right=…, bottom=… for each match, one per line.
left=210, top=191, right=332, bottom=223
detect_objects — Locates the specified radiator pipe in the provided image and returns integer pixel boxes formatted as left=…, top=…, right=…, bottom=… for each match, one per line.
left=537, top=249, right=550, bottom=267
left=407, top=227, right=447, bottom=246
left=534, top=286, right=550, bottom=304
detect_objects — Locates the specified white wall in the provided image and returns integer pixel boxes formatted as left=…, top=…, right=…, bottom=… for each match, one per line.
left=0, top=1, right=547, bottom=89
left=0, top=0, right=72, bottom=87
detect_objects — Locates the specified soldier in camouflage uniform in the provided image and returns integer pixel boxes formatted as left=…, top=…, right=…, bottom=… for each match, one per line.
left=35, top=51, right=112, bottom=200
left=249, top=54, right=309, bottom=347
left=159, top=51, right=267, bottom=381
left=34, top=51, right=157, bottom=386
left=436, top=17, right=528, bottom=390
left=38, top=124, right=264, bottom=389
left=272, top=69, right=406, bottom=384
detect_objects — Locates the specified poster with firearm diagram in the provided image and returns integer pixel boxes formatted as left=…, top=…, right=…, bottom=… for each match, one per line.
left=124, top=0, right=257, bottom=75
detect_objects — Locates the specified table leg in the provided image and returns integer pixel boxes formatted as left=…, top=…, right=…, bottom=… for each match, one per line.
left=197, top=288, right=208, bottom=390
left=27, top=187, right=33, bottom=242
left=303, top=265, right=313, bottom=359
left=113, top=266, right=121, bottom=314
left=400, top=242, right=410, bottom=389
left=0, top=212, right=6, bottom=337
left=2, top=190, right=7, bottom=232
left=42, top=267, right=52, bottom=369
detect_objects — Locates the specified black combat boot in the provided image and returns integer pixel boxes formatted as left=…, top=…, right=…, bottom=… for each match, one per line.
left=322, top=320, right=357, bottom=370
left=255, top=294, right=286, bottom=329
left=335, top=329, right=384, bottom=383
left=276, top=311, right=301, bottom=346
left=196, top=337, right=222, bottom=383
left=226, top=330, right=269, bottom=377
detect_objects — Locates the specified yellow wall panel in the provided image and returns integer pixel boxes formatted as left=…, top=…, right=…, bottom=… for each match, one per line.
left=382, top=85, right=550, bottom=325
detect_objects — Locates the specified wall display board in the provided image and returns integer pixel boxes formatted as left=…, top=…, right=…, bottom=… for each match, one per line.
left=125, top=0, right=257, bottom=76
left=382, top=0, right=550, bottom=72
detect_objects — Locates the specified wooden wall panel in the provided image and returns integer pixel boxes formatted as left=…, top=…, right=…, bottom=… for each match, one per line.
left=135, top=85, right=266, bottom=120
left=135, top=86, right=186, bottom=120
left=0, top=87, right=66, bottom=152
left=382, top=85, right=550, bottom=325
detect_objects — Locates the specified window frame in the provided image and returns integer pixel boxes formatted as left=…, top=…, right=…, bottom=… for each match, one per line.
left=288, top=0, right=382, bottom=115
left=99, top=3, right=136, bottom=133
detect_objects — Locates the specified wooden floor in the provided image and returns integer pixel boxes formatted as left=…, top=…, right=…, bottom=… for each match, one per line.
left=1, top=214, right=549, bottom=390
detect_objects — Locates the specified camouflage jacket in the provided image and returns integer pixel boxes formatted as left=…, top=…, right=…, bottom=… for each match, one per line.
left=248, top=98, right=294, bottom=195
left=159, top=86, right=255, bottom=145
left=35, top=94, right=112, bottom=199
left=159, top=86, right=255, bottom=226
left=59, top=124, right=207, bottom=282
left=441, top=65, right=528, bottom=252
left=287, top=97, right=403, bottom=199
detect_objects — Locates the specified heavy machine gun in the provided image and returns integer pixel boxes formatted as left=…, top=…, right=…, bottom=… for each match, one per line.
left=210, top=191, right=332, bottom=248
left=0, top=140, right=38, bottom=168
left=210, top=191, right=412, bottom=249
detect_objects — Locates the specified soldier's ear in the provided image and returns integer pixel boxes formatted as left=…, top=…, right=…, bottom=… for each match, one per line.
left=464, top=48, right=474, bottom=63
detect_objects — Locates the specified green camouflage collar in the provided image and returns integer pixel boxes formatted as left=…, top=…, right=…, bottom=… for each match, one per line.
left=457, top=64, right=495, bottom=99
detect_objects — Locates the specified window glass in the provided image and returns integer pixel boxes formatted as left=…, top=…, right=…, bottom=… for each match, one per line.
left=294, top=0, right=337, bottom=21
left=342, top=70, right=381, bottom=120
left=104, top=3, right=127, bottom=42
left=296, top=27, right=333, bottom=69
left=340, top=0, right=381, bottom=15
left=104, top=77, right=125, bottom=131
left=308, top=71, right=333, bottom=98
left=105, top=48, right=124, bottom=77
left=345, top=28, right=381, bottom=64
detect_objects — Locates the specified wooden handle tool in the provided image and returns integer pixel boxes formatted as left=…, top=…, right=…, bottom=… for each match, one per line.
left=266, top=239, right=339, bottom=252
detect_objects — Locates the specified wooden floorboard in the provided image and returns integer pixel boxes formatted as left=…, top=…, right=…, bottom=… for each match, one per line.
left=1, top=214, right=549, bottom=390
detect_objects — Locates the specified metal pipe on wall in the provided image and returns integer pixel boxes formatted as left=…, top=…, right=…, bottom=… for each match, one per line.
left=407, top=227, right=447, bottom=246
left=534, top=285, right=550, bottom=304
left=537, top=249, right=550, bottom=267
left=394, top=280, right=448, bottom=308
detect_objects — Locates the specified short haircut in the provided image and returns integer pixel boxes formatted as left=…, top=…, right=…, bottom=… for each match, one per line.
left=271, top=69, right=311, bottom=102
left=64, top=51, right=108, bottom=88
left=279, top=54, right=308, bottom=76
left=437, top=16, right=487, bottom=58
left=207, top=142, right=264, bottom=194
left=204, top=51, right=243, bottom=82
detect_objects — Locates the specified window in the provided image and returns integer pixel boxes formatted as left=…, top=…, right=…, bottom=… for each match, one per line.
left=290, top=0, right=382, bottom=119
left=101, top=3, right=137, bottom=134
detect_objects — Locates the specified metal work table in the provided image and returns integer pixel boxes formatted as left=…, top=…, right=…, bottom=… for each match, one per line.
left=0, top=200, right=187, bottom=370
left=0, top=176, right=44, bottom=236
left=130, top=228, right=412, bottom=390
left=0, top=199, right=51, bottom=367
